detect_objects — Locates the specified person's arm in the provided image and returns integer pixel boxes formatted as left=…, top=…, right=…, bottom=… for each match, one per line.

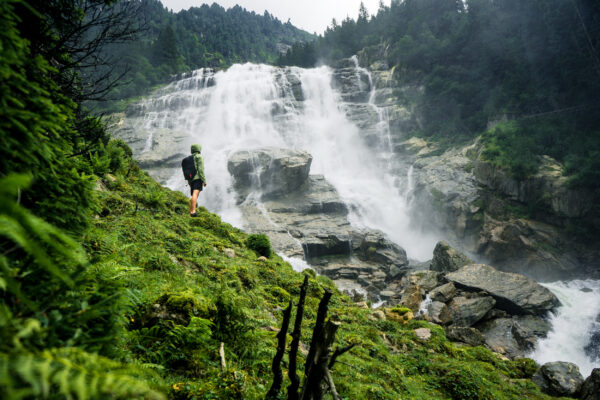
left=194, top=154, right=206, bottom=183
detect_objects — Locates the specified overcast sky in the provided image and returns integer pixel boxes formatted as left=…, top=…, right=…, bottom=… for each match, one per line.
left=159, top=0, right=390, bottom=34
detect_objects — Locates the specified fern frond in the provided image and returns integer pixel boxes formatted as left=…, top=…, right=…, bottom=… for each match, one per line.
left=0, top=348, right=166, bottom=400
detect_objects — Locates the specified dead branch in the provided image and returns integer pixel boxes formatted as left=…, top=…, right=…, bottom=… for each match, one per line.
left=304, top=290, right=332, bottom=375
left=219, top=342, right=226, bottom=371
left=266, top=300, right=293, bottom=400
left=288, top=275, right=309, bottom=400
left=329, top=344, right=356, bottom=369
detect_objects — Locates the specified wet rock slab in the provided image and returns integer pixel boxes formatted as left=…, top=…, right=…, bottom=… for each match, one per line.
left=445, top=264, right=560, bottom=315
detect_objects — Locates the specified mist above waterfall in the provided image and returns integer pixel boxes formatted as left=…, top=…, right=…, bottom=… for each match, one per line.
left=132, top=62, right=438, bottom=261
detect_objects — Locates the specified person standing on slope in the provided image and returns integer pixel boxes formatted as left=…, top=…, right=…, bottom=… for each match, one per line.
left=181, top=144, right=207, bottom=217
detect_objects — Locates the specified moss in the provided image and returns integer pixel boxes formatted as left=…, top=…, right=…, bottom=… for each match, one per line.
left=390, top=306, right=411, bottom=316
left=165, top=291, right=200, bottom=314
left=267, top=286, right=291, bottom=304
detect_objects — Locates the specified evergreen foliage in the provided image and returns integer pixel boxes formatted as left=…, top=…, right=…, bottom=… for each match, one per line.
left=91, top=0, right=314, bottom=111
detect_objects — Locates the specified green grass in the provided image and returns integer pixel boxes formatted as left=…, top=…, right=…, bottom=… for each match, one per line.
left=77, top=159, right=563, bottom=399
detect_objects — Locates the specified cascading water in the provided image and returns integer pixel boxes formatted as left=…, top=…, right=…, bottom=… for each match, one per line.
left=134, top=62, right=437, bottom=260
left=529, top=280, right=600, bottom=378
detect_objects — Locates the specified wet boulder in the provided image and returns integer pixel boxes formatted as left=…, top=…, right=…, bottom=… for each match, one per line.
left=356, top=229, right=409, bottom=279
left=445, top=326, right=486, bottom=346
left=445, top=264, right=560, bottom=315
left=430, top=241, right=473, bottom=273
left=227, top=148, right=312, bottom=200
left=426, top=301, right=452, bottom=325
left=448, top=295, right=496, bottom=327
left=478, top=318, right=522, bottom=358
left=429, top=282, right=456, bottom=303
left=405, top=270, right=440, bottom=292
left=581, top=368, right=600, bottom=400
left=477, top=315, right=551, bottom=358
left=532, top=361, right=584, bottom=397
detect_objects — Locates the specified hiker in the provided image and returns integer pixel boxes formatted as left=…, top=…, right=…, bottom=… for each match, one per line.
left=181, top=144, right=207, bottom=217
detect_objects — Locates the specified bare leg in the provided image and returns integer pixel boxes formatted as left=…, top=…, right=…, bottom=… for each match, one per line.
left=190, top=189, right=200, bottom=214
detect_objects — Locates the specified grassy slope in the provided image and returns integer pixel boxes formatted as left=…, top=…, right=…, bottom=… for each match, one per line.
left=85, top=163, right=567, bottom=399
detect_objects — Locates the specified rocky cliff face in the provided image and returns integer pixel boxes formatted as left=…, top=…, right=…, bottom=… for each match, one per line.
left=355, top=46, right=598, bottom=281
left=399, top=137, right=598, bottom=280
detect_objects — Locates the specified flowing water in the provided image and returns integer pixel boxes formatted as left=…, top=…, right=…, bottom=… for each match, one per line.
left=529, top=280, right=600, bottom=378
left=135, top=63, right=437, bottom=260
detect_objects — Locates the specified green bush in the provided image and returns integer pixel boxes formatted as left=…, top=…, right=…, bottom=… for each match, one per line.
left=247, top=234, right=272, bottom=258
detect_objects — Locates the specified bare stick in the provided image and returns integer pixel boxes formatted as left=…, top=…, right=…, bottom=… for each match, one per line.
left=324, top=368, right=342, bottom=400
left=328, top=344, right=356, bottom=369
left=219, top=342, right=227, bottom=371
left=288, top=275, right=309, bottom=400
left=304, top=290, right=332, bottom=375
left=266, top=300, right=293, bottom=399
left=301, top=319, right=340, bottom=400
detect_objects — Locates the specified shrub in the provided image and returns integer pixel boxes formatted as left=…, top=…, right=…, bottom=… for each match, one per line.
left=247, top=233, right=272, bottom=258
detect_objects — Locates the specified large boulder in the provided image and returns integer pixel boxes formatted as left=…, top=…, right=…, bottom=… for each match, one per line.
left=532, top=362, right=584, bottom=397
left=426, top=301, right=452, bottom=325
left=445, top=264, right=560, bottom=315
left=476, top=217, right=581, bottom=280
left=355, top=230, right=409, bottom=279
left=448, top=296, right=496, bottom=327
left=477, top=316, right=551, bottom=358
left=429, top=282, right=456, bottom=303
left=581, top=368, right=600, bottom=400
left=399, top=285, right=424, bottom=313
left=302, top=234, right=352, bottom=259
left=227, top=148, right=312, bottom=200
left=430, top=241, right=473, bottom=273
left=445, top=326, right=486, bottom=346
left=478, top=318, right=523, bottom=358
left=405, top=270, right=440, bottom=292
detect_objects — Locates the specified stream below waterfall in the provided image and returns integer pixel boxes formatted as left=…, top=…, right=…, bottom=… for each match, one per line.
left=530, top=280, right=600, bottom=378
left=119, top=62, right=600, bottom=377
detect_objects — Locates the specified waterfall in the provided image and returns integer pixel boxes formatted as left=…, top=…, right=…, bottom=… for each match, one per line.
left=529, top=280, right=600, bottom=378
left=130, top=63, right=438, bottom=260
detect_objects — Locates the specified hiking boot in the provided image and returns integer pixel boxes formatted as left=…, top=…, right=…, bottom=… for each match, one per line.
left=190, top=212, right=198, bottom=218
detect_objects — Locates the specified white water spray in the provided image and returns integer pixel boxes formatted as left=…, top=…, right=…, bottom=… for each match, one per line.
left=134, top=63, right=438, bottom=260
left=529, top=280, right=600, bottom=378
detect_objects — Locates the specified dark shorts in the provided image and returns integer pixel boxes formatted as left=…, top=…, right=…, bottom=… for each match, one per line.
left=189, top=179, right=204, bottom=195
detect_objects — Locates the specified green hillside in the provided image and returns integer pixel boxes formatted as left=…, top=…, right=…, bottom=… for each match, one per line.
left=3, top=145, right=565, bottom=399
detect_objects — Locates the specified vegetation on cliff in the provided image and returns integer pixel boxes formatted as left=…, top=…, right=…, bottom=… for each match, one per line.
left=89, top=0, right=313, bottom=112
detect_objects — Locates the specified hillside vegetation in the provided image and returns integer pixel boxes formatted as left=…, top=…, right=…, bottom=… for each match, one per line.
left=90, top=0, right=313, bottom=111
left=0, top=0, right=574, bottom=398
